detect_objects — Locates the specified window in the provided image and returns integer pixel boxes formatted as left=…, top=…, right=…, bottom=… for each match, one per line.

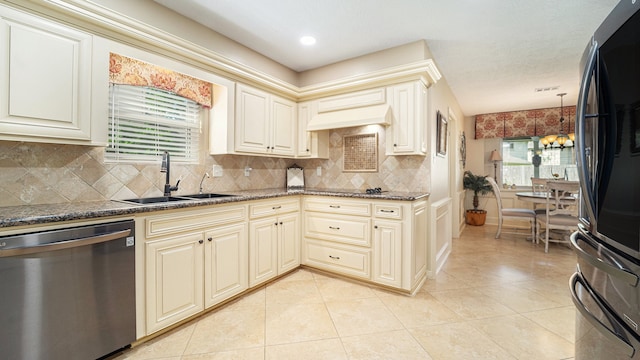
left=107, top=84, right=202, bottom=163
left=502, top=138, right=577, bottom=186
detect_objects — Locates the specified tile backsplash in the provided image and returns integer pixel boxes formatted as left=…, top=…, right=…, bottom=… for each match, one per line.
left=0, top=125, right=429, bottom=206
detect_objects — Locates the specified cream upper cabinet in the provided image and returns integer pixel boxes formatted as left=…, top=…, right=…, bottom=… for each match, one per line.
left=386, top=81, right=428, bottom=155
left=0, top=5, right=94, bottom=144
left=297, top=100, right=329, bottom=158
left=235, top=83, right=296, bottom=157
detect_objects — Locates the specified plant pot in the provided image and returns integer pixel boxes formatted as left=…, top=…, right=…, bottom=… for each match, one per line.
left=466, top=209, right=487, bottom=226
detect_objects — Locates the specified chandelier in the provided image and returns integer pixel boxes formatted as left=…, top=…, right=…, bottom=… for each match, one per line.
left=540, top=93, right=575, bottom=150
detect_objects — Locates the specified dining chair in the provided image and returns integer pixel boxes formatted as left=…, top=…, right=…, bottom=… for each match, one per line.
left=530, top=177, right=554, bottom=214
left=487, top=177, right=536, bottom=240
left=535, top=180, right=580, bottom=252
left=531, top=177, right=553, bottom=193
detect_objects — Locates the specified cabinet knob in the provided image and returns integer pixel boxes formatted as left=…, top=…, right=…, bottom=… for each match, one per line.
left=274, top=222, right=278, bottom=226
left=374, top=225, right=378, bottom=229
left=394, top=143, right=397, bottom=147
left=208, top=237, right=212, bottom=242
left=306, top=148, right=309, bottom=152
left=279, top=222, right=283, bottom=225
left=198, top=239, right=204, bottom=244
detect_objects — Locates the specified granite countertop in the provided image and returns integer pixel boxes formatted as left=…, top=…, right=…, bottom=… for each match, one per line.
left=0, top=188, right=429, bottom=229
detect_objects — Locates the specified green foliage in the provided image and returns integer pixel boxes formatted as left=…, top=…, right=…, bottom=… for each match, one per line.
left=463, top=171, right=492, bottom=196
left=463, top=171, right=493, bottom=210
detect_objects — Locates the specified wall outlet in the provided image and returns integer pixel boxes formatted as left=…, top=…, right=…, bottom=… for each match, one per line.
left=316, top=166, right=322, bottom=176
left=244, top=166, right=252, bottom=177
left=212, top=165, right=223, bottom=177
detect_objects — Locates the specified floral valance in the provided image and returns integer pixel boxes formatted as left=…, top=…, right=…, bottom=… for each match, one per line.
left=475, top=106, right=576, bottom=139
left=109, top=53, right=212, bottom=108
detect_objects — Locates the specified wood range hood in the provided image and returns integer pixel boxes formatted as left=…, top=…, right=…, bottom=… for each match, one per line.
left=305, top=104, right=393, bottom=131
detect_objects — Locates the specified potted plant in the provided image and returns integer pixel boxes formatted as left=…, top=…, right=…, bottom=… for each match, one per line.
left=463, top=170, right=493, bottom=226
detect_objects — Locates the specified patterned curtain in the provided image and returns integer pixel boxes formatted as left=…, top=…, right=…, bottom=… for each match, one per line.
left=475, top=106, right=576, bottom=139
left=109, top=53, right=212, bottom=108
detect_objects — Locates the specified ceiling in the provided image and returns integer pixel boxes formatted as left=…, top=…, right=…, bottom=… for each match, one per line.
left=154, top=0, right=619, bottom=116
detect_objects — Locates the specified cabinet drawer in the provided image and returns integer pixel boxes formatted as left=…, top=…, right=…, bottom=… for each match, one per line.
left=146, top=205, right=246, bottom=238
left=374, top=204, right=403, bottom=219
left=304, top=197, right=371, bottom=216
left=249, top=198, right=299, bottom=219
left=304, top=240, right=370, bottom=279
left=305, top=213, right=370, bottom=247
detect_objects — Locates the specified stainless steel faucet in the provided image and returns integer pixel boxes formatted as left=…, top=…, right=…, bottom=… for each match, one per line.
left=199, top=172, right=210, bottom=194
left=160, top=151, right=180, bottom=196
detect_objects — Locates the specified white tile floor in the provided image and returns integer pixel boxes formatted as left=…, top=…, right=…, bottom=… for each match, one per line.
left=112, top=225, right=577, bottom=360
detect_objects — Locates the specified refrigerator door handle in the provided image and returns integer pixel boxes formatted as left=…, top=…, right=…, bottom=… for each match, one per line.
left=576, top=39, right=598, bottom=227
left=571, top=232, right=639, bottom=287
left=570, top=272, right=635, bottom=357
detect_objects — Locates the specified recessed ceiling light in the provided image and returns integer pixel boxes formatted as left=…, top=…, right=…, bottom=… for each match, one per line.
left=300, top=36, right=316, bottom=46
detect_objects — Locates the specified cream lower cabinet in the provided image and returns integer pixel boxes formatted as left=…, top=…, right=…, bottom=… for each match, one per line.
left=249, top=198, right=300, bottom=287
left=146, top=232, right=205, bottom=334
left=303, top=196, right=428, bottom=293
left=143, top=204, right=247, bottom=335
left=204, top=223, right=248, bottom=307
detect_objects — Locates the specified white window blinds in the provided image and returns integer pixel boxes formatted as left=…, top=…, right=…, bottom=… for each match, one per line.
left=107, top=84, right=202, bottom=163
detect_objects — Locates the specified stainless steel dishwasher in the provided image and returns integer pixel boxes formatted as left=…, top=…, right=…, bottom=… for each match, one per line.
left=0, top=219, right=136, bottom=360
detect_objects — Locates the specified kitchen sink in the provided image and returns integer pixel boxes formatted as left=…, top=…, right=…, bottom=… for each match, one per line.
left=122, top=196, right=193, bottom=204
left=182, top=193, right=236, bottom=199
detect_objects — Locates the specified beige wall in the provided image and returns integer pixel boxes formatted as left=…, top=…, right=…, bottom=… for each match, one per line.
left=298, top=40, right=431, bottom=87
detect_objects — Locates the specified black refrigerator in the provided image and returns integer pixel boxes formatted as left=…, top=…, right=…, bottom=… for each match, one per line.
left=572, top=0, right=640, bottom=358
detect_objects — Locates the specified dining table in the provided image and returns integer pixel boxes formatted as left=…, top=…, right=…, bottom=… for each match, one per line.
left=515, top=191, right=579, bottom=205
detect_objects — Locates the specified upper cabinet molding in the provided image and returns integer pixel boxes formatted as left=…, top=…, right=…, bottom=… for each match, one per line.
left=298, top=60, right=442, bottom=101
left=3, top=0, right=441, bottom=101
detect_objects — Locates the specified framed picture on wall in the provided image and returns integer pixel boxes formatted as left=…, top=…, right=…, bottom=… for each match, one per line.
left=436, top=110, right=448, bottom=156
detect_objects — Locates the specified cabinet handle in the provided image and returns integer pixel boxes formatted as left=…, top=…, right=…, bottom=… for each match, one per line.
left=329, top=226, right=340, bottom=230
left=329, top=255, right=340, bottom=260
left=198, top=239, right=204, bottom=244
left=329, top=205, right=340, bottom=208
left=272, top=205, right=282, bottom=210
left=208, top=237, right=212, bottom=242
left=380, top=209, right=395, bottom=213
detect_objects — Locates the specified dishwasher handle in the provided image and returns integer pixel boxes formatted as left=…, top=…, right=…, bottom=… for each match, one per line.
left=0, top=229, right=132, bottom=257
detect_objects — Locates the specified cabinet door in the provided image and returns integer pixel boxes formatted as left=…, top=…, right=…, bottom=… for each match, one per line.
left=297, top=101, right=328, bottom=159
left=235, top=83, right=270, bottom=153
left=373, top=220, right=402, bottom=287
left=204, top=223, right=248, bottom=308
left=297, top=101, right=313, bottom=157
left=271, top=95, right=296, bottom=156
left=0, top=6, right=92, bottom=142
left=387, top=82, right=427, bottom=155
left=249, top=217, right=278, bottom=287
left=146, top=232, right=204, bottom=333
left=278, top=213, right=300, bottom=274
